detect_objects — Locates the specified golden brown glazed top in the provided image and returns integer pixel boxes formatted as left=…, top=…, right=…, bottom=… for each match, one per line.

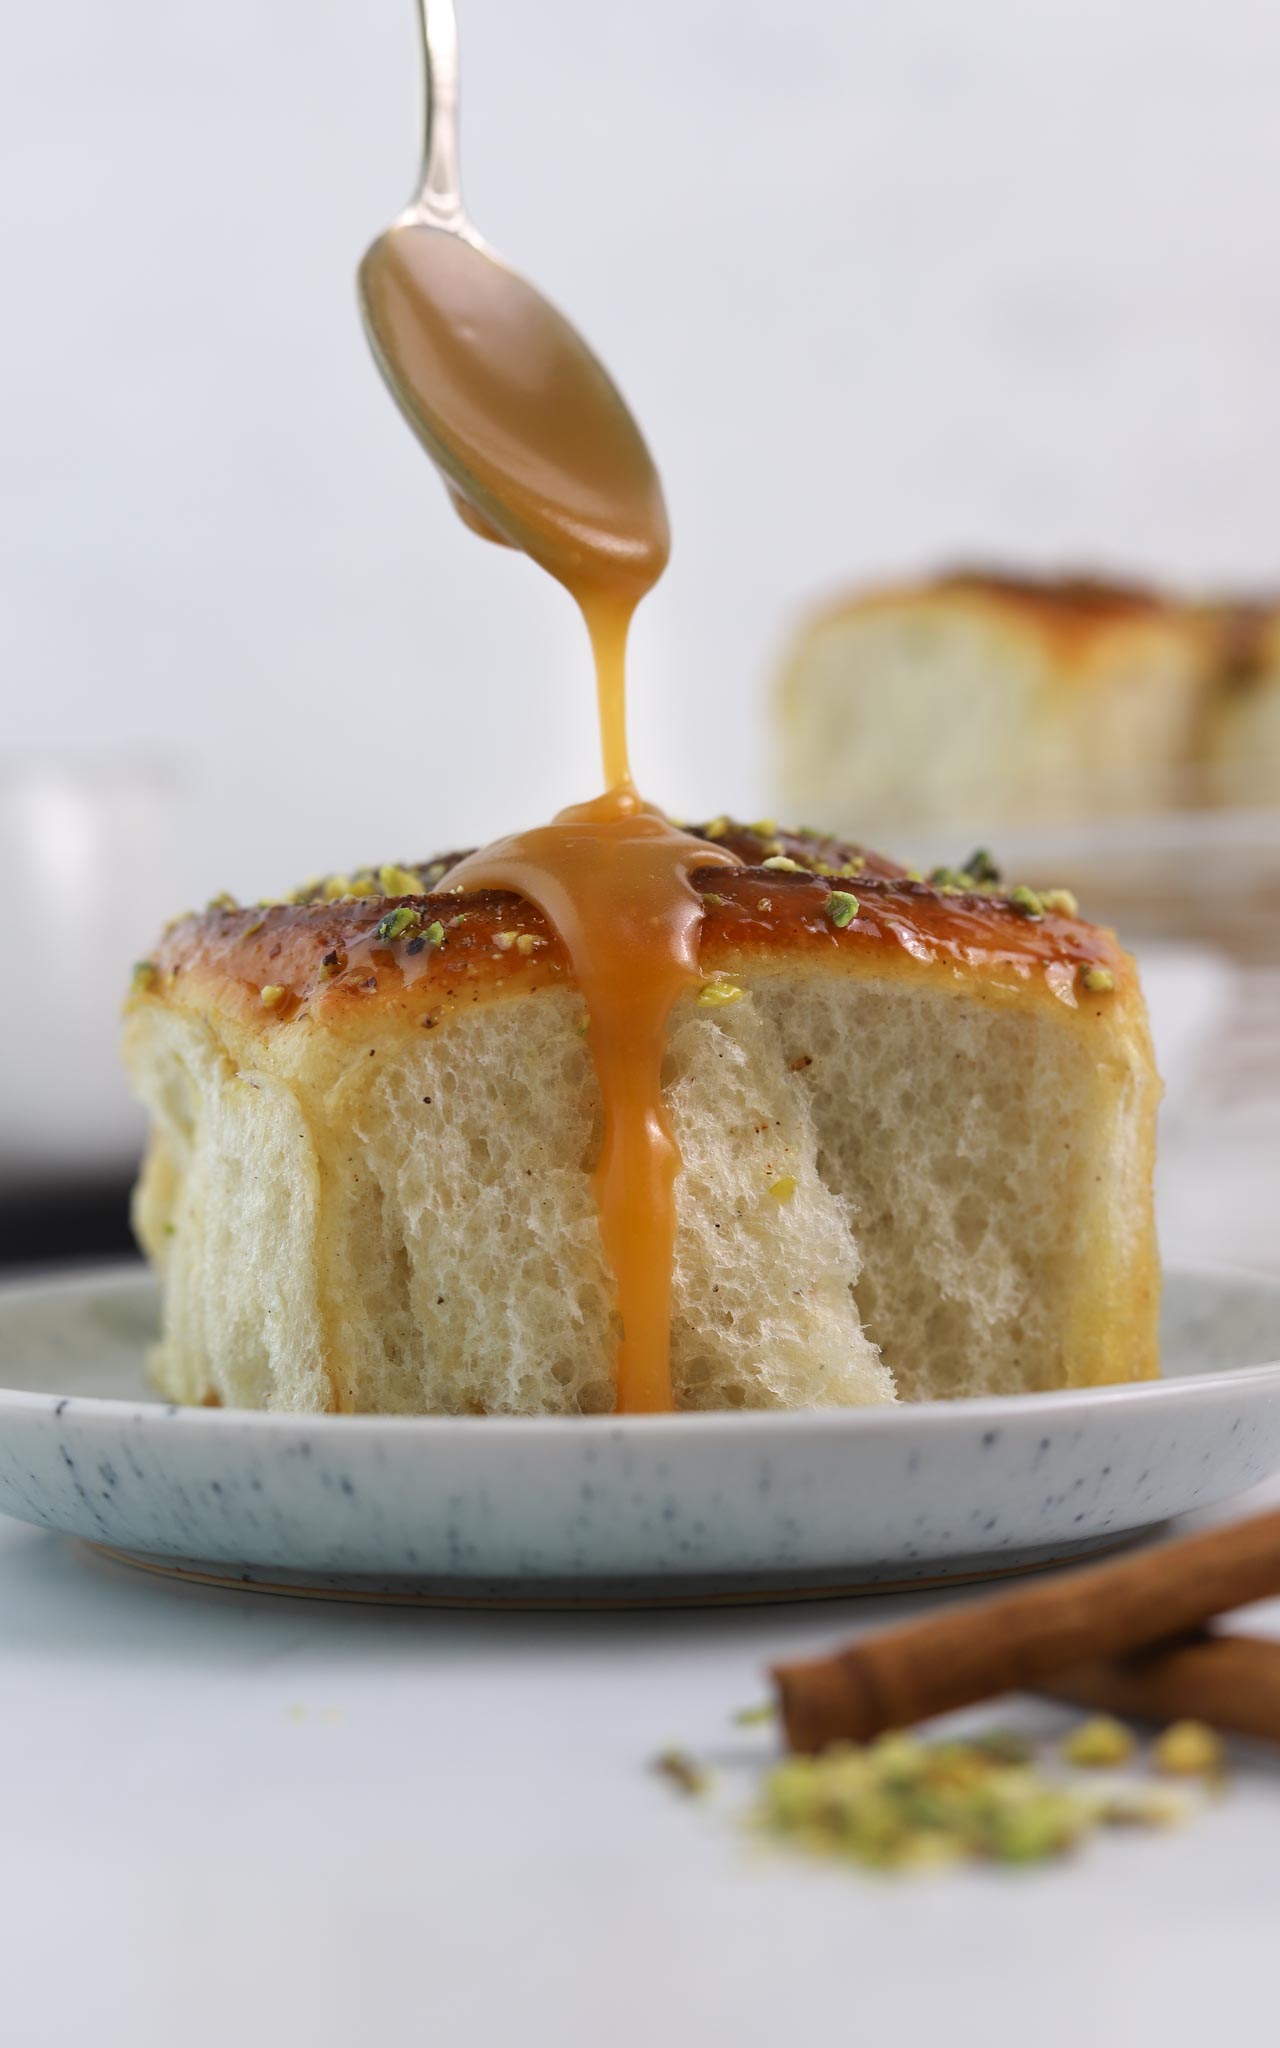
left=133, top=822, right=1129, bottom=1035
left=804, top=565, right=1203, bottom=668
left=935, top=567, right=1170, bottom=623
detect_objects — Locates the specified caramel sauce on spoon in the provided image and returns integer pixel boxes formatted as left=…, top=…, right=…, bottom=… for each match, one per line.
left=358, top=17, right=737, bottom=1410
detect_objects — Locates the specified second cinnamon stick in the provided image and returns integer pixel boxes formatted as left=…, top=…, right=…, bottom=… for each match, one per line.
left=773, top=1507, right=1280, bottom=1752
left=1043, top=1631, right=1280, bottom=1745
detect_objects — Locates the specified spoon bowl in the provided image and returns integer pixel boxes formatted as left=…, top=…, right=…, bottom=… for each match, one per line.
left=357, top=1, right=668, bottom=593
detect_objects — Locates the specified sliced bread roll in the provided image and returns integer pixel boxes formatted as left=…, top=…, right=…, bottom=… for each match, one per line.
left=123, top=824, right=1160, bottom=1414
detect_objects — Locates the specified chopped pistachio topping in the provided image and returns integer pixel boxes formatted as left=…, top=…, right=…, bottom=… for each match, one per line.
left=769, top=1175, right=798, bottom=1204
left=732, top=1701, right=778, bottom=1727
left=242, top=917, right=266, bottom=939
left=1062, top=1716, right=1135, bottom=1769
left=963, top=847, right=1002, bottom=886
left=826, top=891, right=859, bottom=928
left=697, top=978, right=744, bottom=1007
left=493, top=931, right=518, bottom=953
left=424, top=920, right=446, bottom=948
left=750, top=818, right=779, bottom=837
left=703, top=816, right=731, bottom=841
left=700, top=891, right=725, bottom=909
left=928, top=865, right=975, bottom=893
left=378, top=863, right=421, bottom=897
left=322, top=875, right=352, bottom=901
left=259, top=984, right=288, bottom=1009
left=130, top=960, right=158, bottom=994
left=206, top=891, right=238, bottom=913
left=762, top=855, right=805, bottom=873
left=1153, top=1720, right=1226, bottom=1779
left=757, top=898, right=773, bottom=912
left=838, top=857, right=866, bottom=877
left=1009, top=884, right=1045, bottom=919
left=653, top=1749, right=711, bottom=1798
left=1081, top=963, right=1115, bottom=994
left=515, top=932, right=541, bottom=956
left=373, top=905, right=421, bottom=943
left=1040, top=887, right=1079, bottom=918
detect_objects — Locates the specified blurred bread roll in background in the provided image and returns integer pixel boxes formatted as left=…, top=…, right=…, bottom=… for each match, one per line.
left=775, top=570, right=1280, bottom=842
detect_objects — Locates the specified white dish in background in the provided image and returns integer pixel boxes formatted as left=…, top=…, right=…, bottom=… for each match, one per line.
left=0, top=1263, right=1277, bottom=1606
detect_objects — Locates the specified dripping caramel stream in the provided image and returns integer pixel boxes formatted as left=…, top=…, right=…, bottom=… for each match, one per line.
left=449, top=615, right=737, bottom=1414
left=361, top=211, right=738, bottom=1411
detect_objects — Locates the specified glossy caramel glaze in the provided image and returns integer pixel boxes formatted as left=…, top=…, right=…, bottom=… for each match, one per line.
left=138, top=822, right=1129, bottom=1036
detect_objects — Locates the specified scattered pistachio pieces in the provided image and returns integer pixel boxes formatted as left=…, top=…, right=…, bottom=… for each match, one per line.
left=378, top=863, right=422, bottom=897
left=762, top=855, right=805, bottom=873
left=1062, top=1716, right=1136, bottom=1769
left=825, top=891, right=859, bottom=928
left=1081, top=964, right=1116, bottom=994
left=758, top=1734, right=1091, bottom=1872
left=1153, top=1720, right=1226, bottom=1779
left=130, top=960, right=158, bottom=994
left=493, top=931, right=518, bottom=953
left=242, top=916, right=266, bottom=939
left=259, top=984, right=288, bottom=1009
left=1098, top=1787, right=1186, bottom=1829
left=515, top=932, right=541, bottom=956
left=1040, top=887, right=1079, bottom=918
left=322, top=875, right=353, bottom=902
left=750, top=818, right=779, bottom=837
left=697, top=979, right=744, bottom=1008
left=653, top=1749, right=711, bottom=1797
left=702, top=816, right=731, bottom=841
left=1009, top=884, right=1045, bottom=919
left=660, top=1714, right=1222, bottom=1880
left=701, top=891, right=725, bottom=909
left=424, top=920, right=446, bottom=948
left=732, top=1701, right=777, bottom=1727
left=769, top=1175, right=798, bottom=1204
left=373, top=905, right=421, bottom=943
left=206, top=891, right=238, bottom=912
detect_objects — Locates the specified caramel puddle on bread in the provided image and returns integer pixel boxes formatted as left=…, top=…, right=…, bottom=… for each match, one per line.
left=360, top=231, right=737, bottom=1412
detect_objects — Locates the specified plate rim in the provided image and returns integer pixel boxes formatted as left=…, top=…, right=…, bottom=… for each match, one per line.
left=0, top=1257, right=1278, bottom=1438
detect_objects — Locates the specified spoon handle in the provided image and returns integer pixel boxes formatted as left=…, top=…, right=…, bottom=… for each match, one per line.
left=413, top=0, right=464, bottom=225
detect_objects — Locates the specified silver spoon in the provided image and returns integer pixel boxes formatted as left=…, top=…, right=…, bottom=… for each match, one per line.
left=356, top=0, right=668, bottom=595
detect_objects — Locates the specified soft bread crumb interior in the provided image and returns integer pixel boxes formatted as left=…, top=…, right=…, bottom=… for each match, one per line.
left=128, top=968, right=1156, bottom=1413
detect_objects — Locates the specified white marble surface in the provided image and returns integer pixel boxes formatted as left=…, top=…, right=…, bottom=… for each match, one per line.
left=3, top=1479, right=1279, bottom=2048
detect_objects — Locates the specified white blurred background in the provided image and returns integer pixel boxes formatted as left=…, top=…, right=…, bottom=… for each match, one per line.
left=4, top=0, right=1280, bottom=1192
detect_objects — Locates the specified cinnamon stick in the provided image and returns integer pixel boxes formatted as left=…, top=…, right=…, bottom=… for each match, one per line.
left=1042, top=1632, right=1280, bottom=1745
left=773, top=1507, right=1280, bottom=1753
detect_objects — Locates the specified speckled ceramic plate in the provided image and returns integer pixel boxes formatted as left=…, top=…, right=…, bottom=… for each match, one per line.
left=0, top=1263, right=1278, bottom=1605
